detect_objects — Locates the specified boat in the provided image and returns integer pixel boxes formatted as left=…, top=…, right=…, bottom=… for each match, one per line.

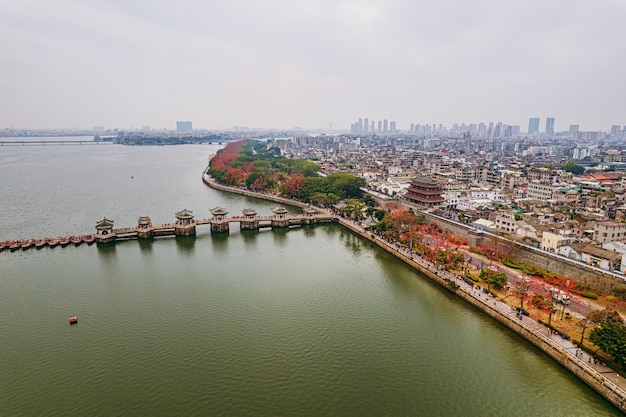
left=72, top=236, right=83, bottom=246
left=48, top=238, right=60, bottom=248
left=21, top=239, right=34, bottom=250
left=60, top=237, right=70, bottom=247
left=10, top=241, right=21, bottom=251
left=84, top=235, right=96, bottom=245
left=35, top=239, right=47, bottom=249
left=69, top=316, right=78, bottom=324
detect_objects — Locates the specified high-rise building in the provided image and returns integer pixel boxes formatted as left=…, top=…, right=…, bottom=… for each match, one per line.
left=383, top=119, right=388, bottom=132
left=611, top=125, right=621, bottom=137
left=477, top=122, right=486, bottom=136
left=528, top=117, right=540, bottom=134
left=176, top=121, right=192, bottom=134
left=390, top=121, right=396, bottom=132
left=377, top=121, right=382, bottom=132
left=364, top=118, right=369, bottom=133
left=545, top=117, right=555, bottom=136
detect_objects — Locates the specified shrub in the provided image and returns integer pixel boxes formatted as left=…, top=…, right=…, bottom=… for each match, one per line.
left=465, top=273, right=479, bottom=282
left=503, top=260, right=522, bottom=269
left=581, top=292, right=599, bottom=300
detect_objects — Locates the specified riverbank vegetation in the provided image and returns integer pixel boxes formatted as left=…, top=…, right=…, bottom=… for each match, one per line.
left=207, top=140, right=366, bottom=202
left=113, top=134, right=224, bottom=145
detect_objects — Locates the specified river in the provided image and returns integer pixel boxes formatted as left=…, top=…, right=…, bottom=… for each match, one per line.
left=0, top=140, right=622, bottom=416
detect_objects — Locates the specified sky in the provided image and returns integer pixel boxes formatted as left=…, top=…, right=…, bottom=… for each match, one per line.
left=0, top=0, right=624, bottom=132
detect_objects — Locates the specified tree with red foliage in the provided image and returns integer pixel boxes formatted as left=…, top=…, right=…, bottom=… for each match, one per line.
left=224, top=167, right=248, bottom=186
left=249, top=176, right=269, bottom=191
left=283, top=174, right=305, bottom=197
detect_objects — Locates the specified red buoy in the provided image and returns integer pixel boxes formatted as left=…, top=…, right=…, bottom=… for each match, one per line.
left=69, top=316, right=78, bottom=324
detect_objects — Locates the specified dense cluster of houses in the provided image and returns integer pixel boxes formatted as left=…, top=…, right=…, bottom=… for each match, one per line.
left=272, top=134, right=626, bottom=275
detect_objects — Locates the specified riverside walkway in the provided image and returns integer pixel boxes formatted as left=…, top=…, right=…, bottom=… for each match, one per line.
left=203, top=173, right=626, bottom=414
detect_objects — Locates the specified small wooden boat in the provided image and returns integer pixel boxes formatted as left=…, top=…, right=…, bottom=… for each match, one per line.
left=72, top=236, right=83, bottom=246
left=60, top=237, right=70, bottom=247
left=10, top=241, right=21, bottom=251
left=48, top=238, right=60, bottom=248
left=84, top=235, right=96, bottom=245
left=21, top=239, right=34, bottom=250
left=69, top=316, right=78, bottom=324
left=35, top=239, right=47, bottom=249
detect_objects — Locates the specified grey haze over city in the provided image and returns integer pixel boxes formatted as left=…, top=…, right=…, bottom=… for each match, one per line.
left=0, top=0, right=624, bottom=131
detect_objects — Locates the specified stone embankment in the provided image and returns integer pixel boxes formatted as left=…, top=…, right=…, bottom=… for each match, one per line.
left=204, top=173, right=626, bottom=413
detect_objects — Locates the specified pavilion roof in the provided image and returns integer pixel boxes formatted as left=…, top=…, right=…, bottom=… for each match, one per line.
left=175, top=209, right=194, bottom=219
left=210, top=206, right=229, bottom=216
left=242, top=208, right=257, bottom=216
left=96, top=218, right=114, bottom=228
left=272, top=206, right=288, bottom=214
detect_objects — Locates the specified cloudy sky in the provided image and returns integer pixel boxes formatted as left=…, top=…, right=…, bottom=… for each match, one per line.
left=0, top=0, right=624, bottom=132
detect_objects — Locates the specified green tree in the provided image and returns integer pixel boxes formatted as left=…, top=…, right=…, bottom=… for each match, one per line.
left=562, top=161, right=585, bottom=175
left=364, top=195, right=376, bottom=207
left=588, top=309, right=626, bottom=364
left=343, top=199, right=365, bottom=219
left=612, top=284, right=626, bottom=301
left=479, top=270, right=508, bottom=291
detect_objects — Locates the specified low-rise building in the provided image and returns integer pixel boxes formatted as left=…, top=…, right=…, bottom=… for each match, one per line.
left=594, top=221, right=626, bottom=244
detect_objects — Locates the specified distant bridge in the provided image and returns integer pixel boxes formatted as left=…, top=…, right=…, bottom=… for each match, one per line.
left=0, top=140, right=112, bottom=146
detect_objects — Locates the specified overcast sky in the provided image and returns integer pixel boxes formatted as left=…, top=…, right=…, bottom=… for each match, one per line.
left=0, top=0, right=624, bottom=132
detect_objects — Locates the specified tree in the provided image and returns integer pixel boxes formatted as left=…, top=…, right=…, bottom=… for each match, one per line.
left=282, top=174, right=305, bottom=198
left=479, top=270, right=508, bottom=291
left=364, top=195, right=376, bottom=207
left=612, top=284, right=626, bottom=301
left=588, top=309, right=626, bottom=364
left=513, top=277, right=531, bottom=310
left=562, top=161, right=585, bottom=175
left=343, top=199, right=365, bottom=220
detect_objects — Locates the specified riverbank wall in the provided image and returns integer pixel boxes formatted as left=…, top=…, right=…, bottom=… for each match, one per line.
left=204, top=174, right=626, bottom=413
left=338, top=217, right=626, bottom=413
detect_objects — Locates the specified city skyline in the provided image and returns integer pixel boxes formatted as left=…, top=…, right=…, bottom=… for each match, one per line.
left=1, top=1, right=625, bottom=131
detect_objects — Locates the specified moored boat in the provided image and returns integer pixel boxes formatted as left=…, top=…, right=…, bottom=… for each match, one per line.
left=84, top=235, right=96, bottom=245
left=69, top=316, right=78, bottom=324
left=72, top=236, right=83, bottom=246
left=35, top=239, right=47, bottom=249
left=10, top=241, right=21, bottom=251
left=48, top=238, right=60, bottom=248
left=21, top=239, right=34, bottom=250
left=60, top=237, right=70, bottom=247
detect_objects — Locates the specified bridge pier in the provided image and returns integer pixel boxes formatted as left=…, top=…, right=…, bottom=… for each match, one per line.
left=210, top=206, right=230, bottom=233
left=271, top=206, right=290, bottom=228
left=137, top=216, right=153, bottom=239
left=175, top=209, right=196, bottom=236
left=240, top=208, right=259, bottom=230
left=95, top=218, right=117, bottom=245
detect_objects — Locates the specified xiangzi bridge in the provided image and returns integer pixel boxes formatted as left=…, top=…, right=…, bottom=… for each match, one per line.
left=94, top=206, right=338, bottom=245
